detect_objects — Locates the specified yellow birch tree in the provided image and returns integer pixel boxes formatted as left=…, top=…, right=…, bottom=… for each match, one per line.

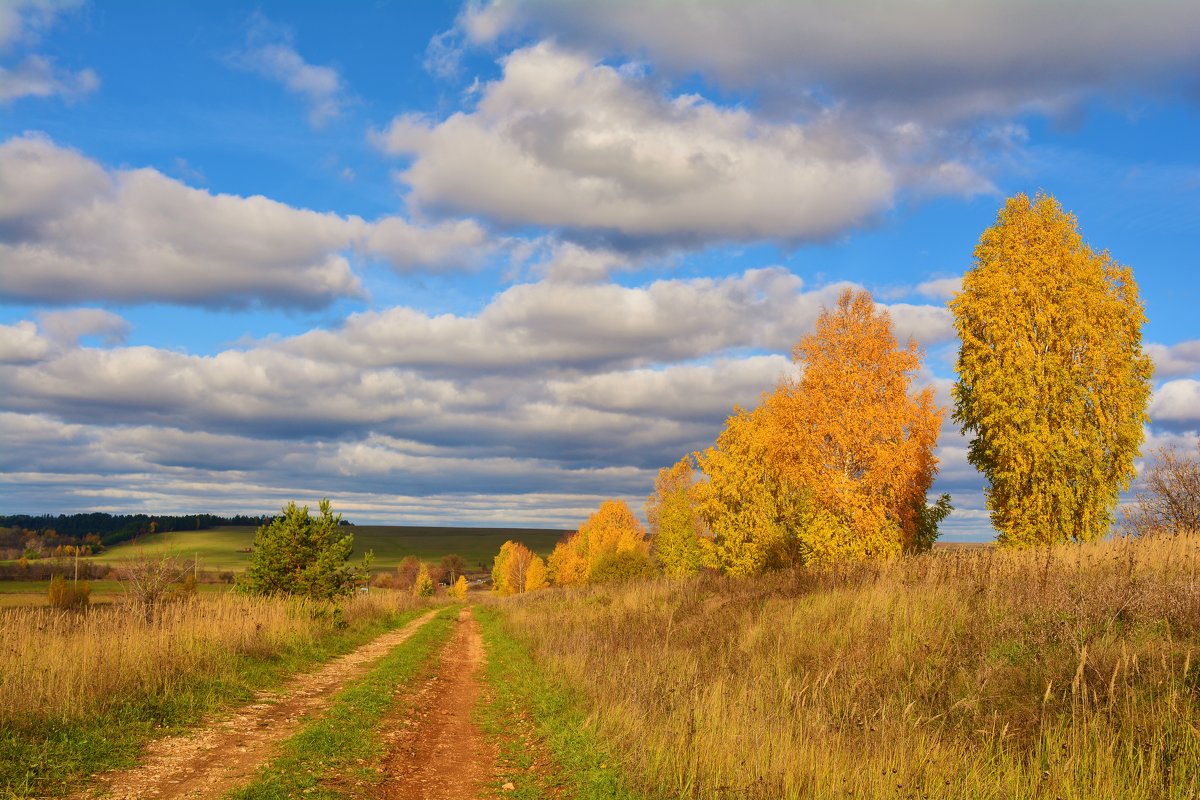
left=646, top=456, right=707, bottom=577
left=951, top=193, right=1153, bottom=547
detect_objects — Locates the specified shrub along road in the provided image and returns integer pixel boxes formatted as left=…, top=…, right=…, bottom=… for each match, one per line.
left=72, top=609, right=441, bottom=800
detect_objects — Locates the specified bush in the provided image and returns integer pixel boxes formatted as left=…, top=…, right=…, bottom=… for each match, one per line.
left=588, top=549, right=656, bottom=584
left=47, top=575, right=90, bottom=610
left=241, top=499, right=370, bottom=601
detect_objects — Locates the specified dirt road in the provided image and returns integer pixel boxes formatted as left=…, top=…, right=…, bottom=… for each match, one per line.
left=75, top=609, right=441, bottom=800
left=378, top=607, right=497, bottom=800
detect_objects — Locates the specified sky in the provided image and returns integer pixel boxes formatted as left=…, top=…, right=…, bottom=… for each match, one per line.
left=1, top=0, right=1198, bottom=539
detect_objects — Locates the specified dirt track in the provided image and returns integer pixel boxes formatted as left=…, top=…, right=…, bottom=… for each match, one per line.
left=378, top=607, right=497, bottom=800
left=75, top=609, right=440, bottom=800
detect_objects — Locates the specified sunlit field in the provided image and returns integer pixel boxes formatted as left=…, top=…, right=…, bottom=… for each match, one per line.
left=493, top=534, right=1200, bottom=799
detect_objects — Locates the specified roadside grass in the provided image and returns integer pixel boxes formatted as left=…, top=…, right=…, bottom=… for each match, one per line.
left=496, top=534, right=1200, bottom=800
left=475, top=603, right=645, bottom=800
left=227, top=604, right=461, bottom=800
left=0, top=593, right=430, bottom=798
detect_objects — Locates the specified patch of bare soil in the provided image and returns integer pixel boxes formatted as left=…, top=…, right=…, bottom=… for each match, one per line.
left=75, top=609, right=441, bottom=800
left=377, top=608, right=497, bottom=800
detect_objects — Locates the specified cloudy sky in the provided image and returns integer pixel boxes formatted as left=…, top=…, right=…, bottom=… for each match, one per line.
left=1, top=1, right=1198, bottom=539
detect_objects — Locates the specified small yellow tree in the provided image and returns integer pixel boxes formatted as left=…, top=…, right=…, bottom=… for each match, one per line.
left=524, top=555, right=549, bottom=592
left=492, top=540, right=537, bottom=595
left=694, top=406, right=803, bottom=575
left=647, top=456, right=707, bottom=577
left=951, top=193, right=1153, bottom=546
left=549, top=500, right=651, bottom=586
left=413, top=563, right=434, bottom=597
left=450, top=574, right=469, bottom=600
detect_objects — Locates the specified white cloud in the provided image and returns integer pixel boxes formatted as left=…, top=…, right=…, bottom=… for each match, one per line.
left=0, top=320, right=50, bottom=364
left=915, top=277, right=962, bottom=301
left=1150, top=379, right=1200, bottom=430
left=0, top=0, right=94, bottom=105
left=0, top=134, right=509, bottom=306
left=0, top=54, right=96, bottom=103
left=36, top=308, right=131, bottom=346
left=454, top=0, right=1200, bottom=122
left=375, top=42, right=985, bottom=248
left=1147, top=340, right=1200, bottom=379
left=230, top=18, right=348, bottom=127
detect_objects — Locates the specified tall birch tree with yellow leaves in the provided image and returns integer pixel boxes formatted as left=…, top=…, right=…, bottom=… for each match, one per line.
left=951, top=193, right=1153, bottom=547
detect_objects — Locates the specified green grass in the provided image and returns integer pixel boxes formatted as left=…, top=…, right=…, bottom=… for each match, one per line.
left=0, top=606, right=430, bottom=798
left=227, top=605, right=460, bottom=800
left=90, top=525, right=568, bottom=574
left=475, top=603, right=645, bottom=800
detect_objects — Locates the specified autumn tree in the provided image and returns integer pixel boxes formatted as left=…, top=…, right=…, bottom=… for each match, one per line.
left=241, top=499, right=370, bottom=600
left=766, top=289, right=946, bottom=559
left=951, top=193, right=1153, bottom=547
left=694, top=406, right=805, bottom=575
left=524, top=554, right=549, bottom=592
left=450, top=574, right=469, bottom=600
left=395, top=555, right=421, bottom=590
left=439, top=553, right=467, bottom=584
left=492, top=540, right=537, bottom=595
left=1124, top=443, right=1200, bottom=537
left=413, top=563, right=434, bottom=597
left=647, top=456, right=707, bottom=577
left=549, top=499, right=650, bottom=586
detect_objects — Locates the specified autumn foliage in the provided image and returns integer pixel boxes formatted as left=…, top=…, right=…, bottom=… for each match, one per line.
left=951, top=193, right=1152, bottom=547
left=492, top=540, right=548, bottom=595
left=548, top=499, right=650, bottom=586
left=694, top=289, right=946, bottom=572
left=646, top=457, right=707, bottom=577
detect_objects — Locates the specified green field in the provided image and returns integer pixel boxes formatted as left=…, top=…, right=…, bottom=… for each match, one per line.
left=88, top=524, right=569, bottom=574
left=0, top=579, right=228, bottom=607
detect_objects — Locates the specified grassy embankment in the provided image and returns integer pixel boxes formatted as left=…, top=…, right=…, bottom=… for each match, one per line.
left=494, top=534, right=1200, bottom=799
left=229, top=605, right=460, bottom=800
left=0, top=590, right=434, bottom=798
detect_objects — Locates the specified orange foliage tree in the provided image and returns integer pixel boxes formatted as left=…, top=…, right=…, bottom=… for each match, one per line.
left=548, top=499, right=651, bottom=586
left=766, top=289, right=946, bottom=559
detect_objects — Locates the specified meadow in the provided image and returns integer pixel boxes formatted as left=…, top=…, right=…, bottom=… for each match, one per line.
left=492, top=533, right=1200, bottom=799
left=87, top=523, right=567, bottom=573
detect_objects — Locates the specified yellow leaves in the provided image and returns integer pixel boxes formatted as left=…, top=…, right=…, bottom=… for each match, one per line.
left=646, top=456, right=707, bottom=577
left=450, top=574, right=469, bottom=600
left=549, top=499, right=650, bottom=586
left=491, top=540, right=543, bottom=595
left=693, top=289, right=944, bottom=573
left=951, top=193, right=1153, bottom=547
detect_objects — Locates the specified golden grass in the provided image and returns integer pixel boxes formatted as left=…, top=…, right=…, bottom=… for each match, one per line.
left=0, top=589, right=424, bottom=723
left=494, top=534, right=1200, bottom=799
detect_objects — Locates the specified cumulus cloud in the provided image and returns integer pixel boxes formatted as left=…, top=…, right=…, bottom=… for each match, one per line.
left=0, top=320, right=50, bottom=364
left=0, top=0, right=95, bottom=104
left=453, top=0, right=1200, bottom=122
left=1150, top=379, right=1200, bottom=430
left=0, top=134, right=507, bottom=307
left=915, top=276, right=962, bottom=301
left=229, top=16, right=348, bottom=127
left=1147, top=340, right=1200, bottom=379
left=374, top=42, right=985, bottom=248
left=36, top=308, right=131, bottom=346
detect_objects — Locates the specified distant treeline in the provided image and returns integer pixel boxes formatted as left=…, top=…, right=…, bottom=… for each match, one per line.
left=0, top=512, right=272, bottom=547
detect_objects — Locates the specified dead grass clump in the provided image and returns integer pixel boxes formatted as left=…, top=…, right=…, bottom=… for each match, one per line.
left=494, top=534, right=1200, bottom=799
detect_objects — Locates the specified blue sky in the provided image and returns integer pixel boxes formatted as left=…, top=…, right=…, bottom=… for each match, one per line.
left=2, top=0, right=1198, bottom=538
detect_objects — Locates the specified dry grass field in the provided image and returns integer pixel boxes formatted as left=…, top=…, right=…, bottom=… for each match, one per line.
left=494, top=534, right=1200, bottom=799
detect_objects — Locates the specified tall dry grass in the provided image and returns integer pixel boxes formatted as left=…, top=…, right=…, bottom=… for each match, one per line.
left=0, top=589, right=423, bottom=723
left=496, top=534, right=1200, bottom=799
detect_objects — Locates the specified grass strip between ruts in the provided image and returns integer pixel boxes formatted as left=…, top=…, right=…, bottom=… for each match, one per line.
left=0, top=606, right=431, bottom=800
left=475, top=603, right=646, bottom=800
left=226, top=604, right=460, bottom=800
